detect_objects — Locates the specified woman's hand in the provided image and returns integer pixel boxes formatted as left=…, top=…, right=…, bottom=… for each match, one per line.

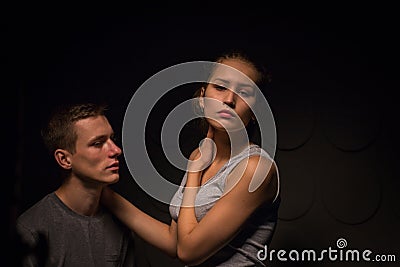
left=187, top=126, right=216, bottom=173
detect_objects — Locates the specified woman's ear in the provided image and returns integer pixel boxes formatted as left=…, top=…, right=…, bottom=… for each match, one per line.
left=54, top=149, right=72, bottom=170
left=198, top=97, right=204, bottom=113
left=198, top=87, right=206, bottom=112
left=200, top=87, right=205, bottom=97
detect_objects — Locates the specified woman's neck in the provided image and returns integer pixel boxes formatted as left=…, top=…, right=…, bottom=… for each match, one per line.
left=213, top=129, right=250, bottom=161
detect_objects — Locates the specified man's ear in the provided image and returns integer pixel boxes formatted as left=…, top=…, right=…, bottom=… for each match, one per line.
left=54, top=149, right=72, bottom=170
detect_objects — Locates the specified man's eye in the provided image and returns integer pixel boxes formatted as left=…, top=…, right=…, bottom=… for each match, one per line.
left=93, top=141, right=103, bottom=147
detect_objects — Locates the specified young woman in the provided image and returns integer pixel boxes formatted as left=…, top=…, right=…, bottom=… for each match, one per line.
left=102, top=50, right=280, bottom=266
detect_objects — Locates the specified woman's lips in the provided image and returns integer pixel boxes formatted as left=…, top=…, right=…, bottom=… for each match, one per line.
left=217, top=109, right=235, bottom=118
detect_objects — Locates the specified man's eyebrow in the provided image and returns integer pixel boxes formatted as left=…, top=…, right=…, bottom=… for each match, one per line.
left=88, top=134, right=109, bottom=142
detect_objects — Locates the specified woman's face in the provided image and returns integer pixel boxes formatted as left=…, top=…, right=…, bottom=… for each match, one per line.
left=202, top=59, right=258, bottom=132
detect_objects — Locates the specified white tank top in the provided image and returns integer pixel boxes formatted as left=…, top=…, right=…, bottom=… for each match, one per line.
left=169, top=144, right=280, bottom=266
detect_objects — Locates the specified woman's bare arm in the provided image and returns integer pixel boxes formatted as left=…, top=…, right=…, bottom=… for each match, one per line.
left=101, top=187, right=177, bottom=258
left=177, top=155, right=278, bottom=265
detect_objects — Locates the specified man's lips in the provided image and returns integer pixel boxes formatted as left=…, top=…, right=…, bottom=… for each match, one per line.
left=106, top=162, right=119, bottom=170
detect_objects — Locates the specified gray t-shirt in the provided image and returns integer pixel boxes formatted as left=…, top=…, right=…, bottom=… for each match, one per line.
left=16, top=192, right=135, bottom=267
left=169, top=144, right=280, bottom=267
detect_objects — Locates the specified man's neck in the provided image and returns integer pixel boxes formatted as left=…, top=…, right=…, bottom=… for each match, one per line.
left=55, top=177, right=103, bottom=216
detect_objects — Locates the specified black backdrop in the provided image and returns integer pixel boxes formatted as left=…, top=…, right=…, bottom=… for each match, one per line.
left=5, top=9, right=399, bottom=267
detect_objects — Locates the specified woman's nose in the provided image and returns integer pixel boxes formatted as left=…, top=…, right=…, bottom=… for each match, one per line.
left=223, top=90, right=236, bottom=108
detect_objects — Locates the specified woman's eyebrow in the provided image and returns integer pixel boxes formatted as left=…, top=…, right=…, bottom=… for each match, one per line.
left=211, top=78, right=254, bottom=89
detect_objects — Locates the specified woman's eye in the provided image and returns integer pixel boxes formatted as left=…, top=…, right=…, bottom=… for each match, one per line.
left=239, top=91, right=249, bottom=96
left=215, top=85, right=227, bottom=91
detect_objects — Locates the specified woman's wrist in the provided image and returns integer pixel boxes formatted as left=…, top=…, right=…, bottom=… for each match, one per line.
left=186, top=171, right=202, bottom=187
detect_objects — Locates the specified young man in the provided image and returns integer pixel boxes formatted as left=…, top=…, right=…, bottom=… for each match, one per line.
left=16, top=103, right=135, bottom=267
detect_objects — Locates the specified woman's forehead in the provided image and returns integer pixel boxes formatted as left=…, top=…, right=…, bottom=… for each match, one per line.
left=212, top=59, right=258, bottom=82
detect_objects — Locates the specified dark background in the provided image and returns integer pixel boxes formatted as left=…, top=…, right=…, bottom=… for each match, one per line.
left=4, top=7, right=399, bottom=266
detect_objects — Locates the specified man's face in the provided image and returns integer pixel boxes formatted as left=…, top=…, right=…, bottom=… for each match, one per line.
left=70, top=115, right=121, bottom=185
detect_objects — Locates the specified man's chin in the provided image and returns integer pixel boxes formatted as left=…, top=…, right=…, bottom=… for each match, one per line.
left=105, top=174, right=120, bottom=185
